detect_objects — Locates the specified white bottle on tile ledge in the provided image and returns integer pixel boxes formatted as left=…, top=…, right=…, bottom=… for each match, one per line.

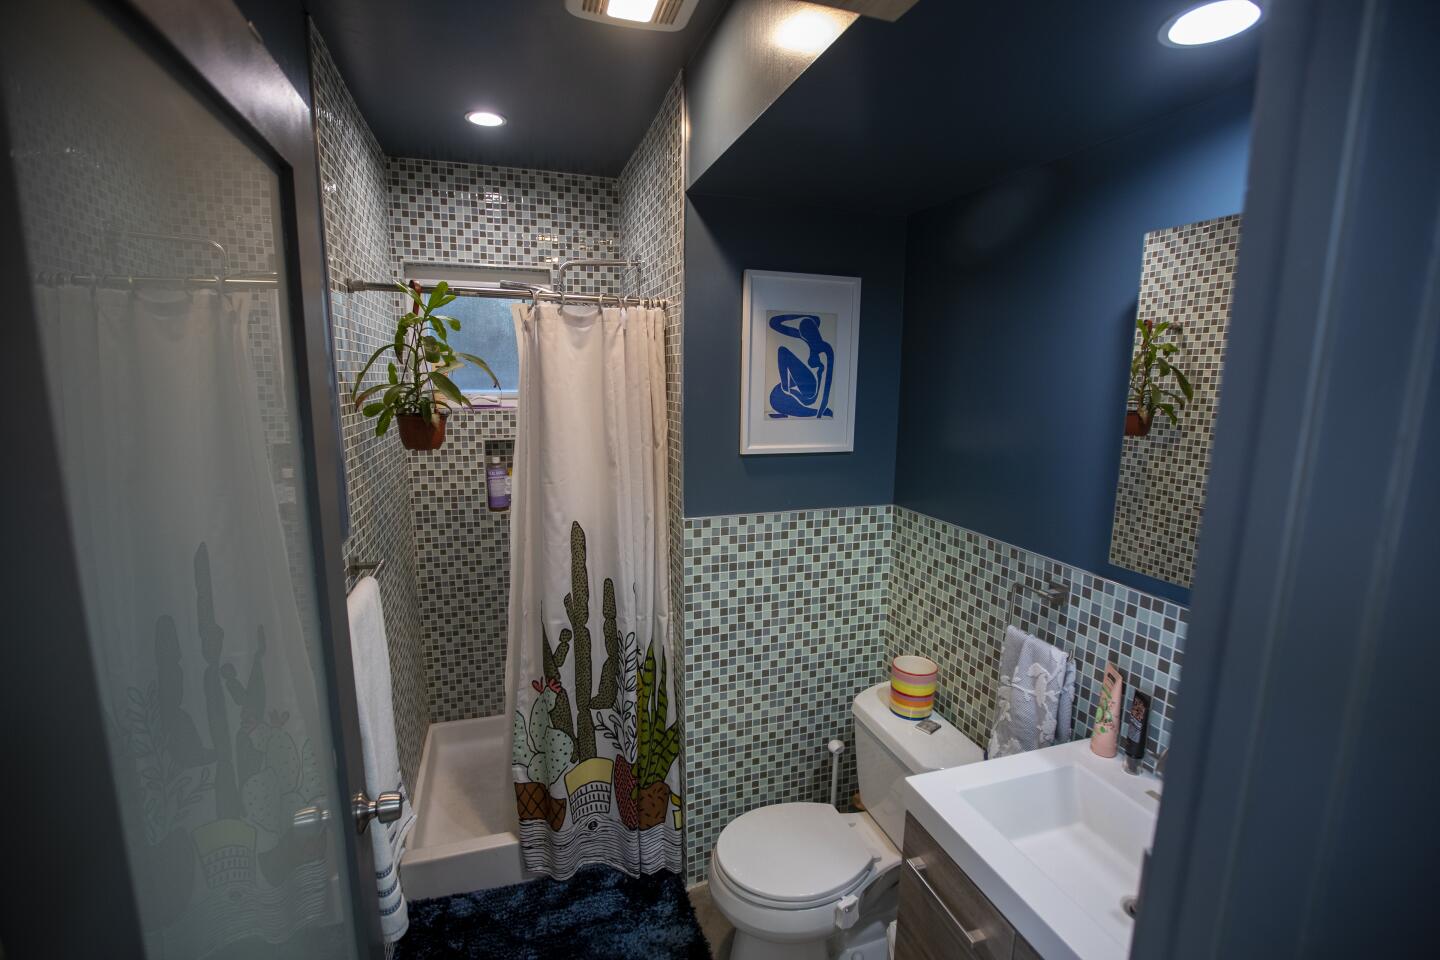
left=486, top=456, right=511, bottom=512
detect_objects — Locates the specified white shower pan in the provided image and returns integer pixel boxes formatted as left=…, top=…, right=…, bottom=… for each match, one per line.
left=400, top=715, right=537, bottom=900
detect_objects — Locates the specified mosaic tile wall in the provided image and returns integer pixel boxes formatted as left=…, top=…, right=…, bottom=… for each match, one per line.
left=679, top=502, right=1189, bottom=884
left=889, top=506, right=1186, bottom=773
left=617, top=72, right=690, bottom=868
left=1109, top=213, right=1242, bottom=587
left=410, top=410, right=515, bottom=722
left=389, top=153, right=624, bottom=722
left=388, top=157, right=622, bottom=295
left=619, top=74, right=686, bottom=531
left=682, top=506, right=895, bottom=883
left=399, top=79, right=686, bottom=726
left=311, top=28, right=429, bottom=789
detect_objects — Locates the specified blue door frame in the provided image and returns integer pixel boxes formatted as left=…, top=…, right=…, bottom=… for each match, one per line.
left=1134, top=0, right=1440, bottom=955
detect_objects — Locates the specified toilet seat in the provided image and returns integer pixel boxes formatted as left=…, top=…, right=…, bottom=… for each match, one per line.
left=714, top=802, right=879, bottom=909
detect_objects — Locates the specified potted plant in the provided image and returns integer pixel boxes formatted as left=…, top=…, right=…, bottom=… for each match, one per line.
left=350, top=281, right=497, bottom=451
left=1126, top=315, right=1194, bottom=437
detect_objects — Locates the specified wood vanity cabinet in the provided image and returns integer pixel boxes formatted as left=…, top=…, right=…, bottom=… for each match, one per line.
left=895, top=813, right=1044, bottom=960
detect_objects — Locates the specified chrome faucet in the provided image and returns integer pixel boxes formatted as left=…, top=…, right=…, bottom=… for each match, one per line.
left=1127, top=746, right=1168, bottom=777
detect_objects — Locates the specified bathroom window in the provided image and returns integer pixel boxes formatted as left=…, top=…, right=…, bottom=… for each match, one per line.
left=404, top=263, right=544, bottom=403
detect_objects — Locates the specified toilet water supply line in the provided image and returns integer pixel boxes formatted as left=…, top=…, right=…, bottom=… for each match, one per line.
left=827, top=738, right=863, bottom=934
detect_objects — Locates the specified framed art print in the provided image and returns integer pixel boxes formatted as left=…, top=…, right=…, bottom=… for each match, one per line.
left=740, top=270, right=862, bottom=455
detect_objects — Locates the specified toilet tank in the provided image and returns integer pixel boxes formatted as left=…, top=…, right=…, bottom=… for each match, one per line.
left=852, top=681, right=983, bottom=848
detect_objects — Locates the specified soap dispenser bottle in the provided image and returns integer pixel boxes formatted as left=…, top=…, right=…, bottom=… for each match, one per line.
left=1122, top=690, right=1151, bottom=774
left=1091, top=664, right=1123, bottom=758
left=486, top=455, right=511, bottom=512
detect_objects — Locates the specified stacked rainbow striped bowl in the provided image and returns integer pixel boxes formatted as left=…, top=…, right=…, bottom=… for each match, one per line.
left=889, top=655, right=939, bottom=720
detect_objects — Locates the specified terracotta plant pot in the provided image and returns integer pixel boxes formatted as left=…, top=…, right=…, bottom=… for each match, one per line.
left=612, top=756, right=640, bottom=830
left=397, top=411, right=448, bottom=450
left=1124, top=410, right=1152, bottom=437
left=544, top=793, right=567, bottom=831
left=514, top=781, right=568, bottom=831
left=637, top=781, right=672, bottom=830
left=514, top=781, right=550, bottom=822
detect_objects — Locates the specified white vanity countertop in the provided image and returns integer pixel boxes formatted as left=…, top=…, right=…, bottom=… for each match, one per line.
left=903, top=739, right=1162, bottom=960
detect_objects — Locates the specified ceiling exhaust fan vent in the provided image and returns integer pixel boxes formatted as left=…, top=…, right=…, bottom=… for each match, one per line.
left=566, top=0, right=700, bottom=32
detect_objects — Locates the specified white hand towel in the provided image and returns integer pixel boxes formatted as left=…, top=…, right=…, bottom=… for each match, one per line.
left=347, top=577, right=416, bottom=942
left=988, top=625, right=1076, bottom=759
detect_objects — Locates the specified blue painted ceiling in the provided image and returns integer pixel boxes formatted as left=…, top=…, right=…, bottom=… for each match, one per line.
left=302, top=0, right=726, bottom=176
left=691, top=0, right=1260, bottom=212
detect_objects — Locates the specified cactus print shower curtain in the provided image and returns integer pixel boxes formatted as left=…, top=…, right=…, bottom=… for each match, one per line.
left=507, top=302, right=681, bottom=878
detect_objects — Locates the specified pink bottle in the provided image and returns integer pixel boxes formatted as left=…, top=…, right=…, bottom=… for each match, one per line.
left=1091, top=664, right=1123, bottom=758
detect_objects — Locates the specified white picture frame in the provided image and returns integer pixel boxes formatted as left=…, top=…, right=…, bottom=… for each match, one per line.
left=740, top=269, right=862, bottom=455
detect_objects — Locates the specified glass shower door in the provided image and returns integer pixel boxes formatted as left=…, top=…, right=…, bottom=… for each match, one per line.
left=1, top=0, right=375, bottom=955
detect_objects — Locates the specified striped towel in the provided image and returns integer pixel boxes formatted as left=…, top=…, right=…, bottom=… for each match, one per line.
left=347, top=577, right=417, bottom=942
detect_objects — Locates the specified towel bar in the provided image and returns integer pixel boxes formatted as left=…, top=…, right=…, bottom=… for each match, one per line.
left=1007, top=579, right=1070, bottom=632
left=346, top=559, right=384, bottom=591
left=1008, top=580, right=1070, bottom=607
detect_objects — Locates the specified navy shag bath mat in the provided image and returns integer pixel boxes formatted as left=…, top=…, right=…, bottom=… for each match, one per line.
left=394, top=866, right=711, bottom=960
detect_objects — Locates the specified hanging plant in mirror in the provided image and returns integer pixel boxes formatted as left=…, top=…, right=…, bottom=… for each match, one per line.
left=1126, top=315, right=1194, bottom=437
left=350, top=281, right=498, bottom=451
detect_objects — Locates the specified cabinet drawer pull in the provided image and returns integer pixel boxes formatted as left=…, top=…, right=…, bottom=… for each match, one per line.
left=905, top=856, right=987, bottom=948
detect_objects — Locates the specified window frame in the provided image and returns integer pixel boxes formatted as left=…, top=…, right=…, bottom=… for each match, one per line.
left=402, top=261, right=546, bottom=406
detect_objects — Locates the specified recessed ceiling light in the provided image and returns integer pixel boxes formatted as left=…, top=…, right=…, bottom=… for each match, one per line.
left=465, top=110, right=506, bottom=127
left=1161, top=1, right=1262, bottom=47
left=606, top=0, right=659, bottom=22
left=773, top=8, right=855, bottom=56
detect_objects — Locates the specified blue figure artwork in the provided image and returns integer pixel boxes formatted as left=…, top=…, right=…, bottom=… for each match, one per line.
left=767, top=313, right=835, bottom=419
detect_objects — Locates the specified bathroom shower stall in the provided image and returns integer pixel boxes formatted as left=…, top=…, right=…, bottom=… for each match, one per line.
left=308, top=28, right=688, bottom=900
left=344, top=261, right=676, bottom=900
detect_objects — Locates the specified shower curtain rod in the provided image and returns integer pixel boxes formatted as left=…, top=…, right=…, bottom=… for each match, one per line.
left=343, top=278, right=667, bottom=308
left=35, top=272, right=279, bottom=290
left=347, top=257, right=664, bottom=307
left=32, top=273, right=669, bottom=308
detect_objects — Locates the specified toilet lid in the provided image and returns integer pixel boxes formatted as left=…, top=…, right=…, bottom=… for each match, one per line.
left=715, top=803, right=876, bottom=906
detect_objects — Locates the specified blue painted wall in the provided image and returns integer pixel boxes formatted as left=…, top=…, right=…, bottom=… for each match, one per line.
left=893, top=88, right=1254, bottom=604
left=683, top=193, right=907, bottom=516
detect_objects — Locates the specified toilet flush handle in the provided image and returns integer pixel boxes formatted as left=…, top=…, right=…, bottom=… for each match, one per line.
left=834, top=893, right=860, bottom=930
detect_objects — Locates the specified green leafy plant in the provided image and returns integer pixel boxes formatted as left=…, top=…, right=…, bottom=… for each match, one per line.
left=632, top=638, right=681, bottom=829
left=349, top=281, right=498, bottom=436
left=635, top=638, right=680, bottom=792
left=1129, top=315, right=1194, bottom=428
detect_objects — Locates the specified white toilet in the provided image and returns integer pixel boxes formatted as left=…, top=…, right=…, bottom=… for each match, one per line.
left=708, top=681, right=984, bottom=960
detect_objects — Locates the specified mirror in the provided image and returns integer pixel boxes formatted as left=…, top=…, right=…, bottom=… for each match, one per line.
left=1109, top=213, right=1241, bottom=588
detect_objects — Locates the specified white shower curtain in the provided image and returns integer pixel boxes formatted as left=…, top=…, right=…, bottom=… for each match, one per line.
left=506, top=302, right=681, bottom=878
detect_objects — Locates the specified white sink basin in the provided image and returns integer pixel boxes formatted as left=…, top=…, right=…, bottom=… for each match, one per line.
left=903, top=739, right=1161, bottom=960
